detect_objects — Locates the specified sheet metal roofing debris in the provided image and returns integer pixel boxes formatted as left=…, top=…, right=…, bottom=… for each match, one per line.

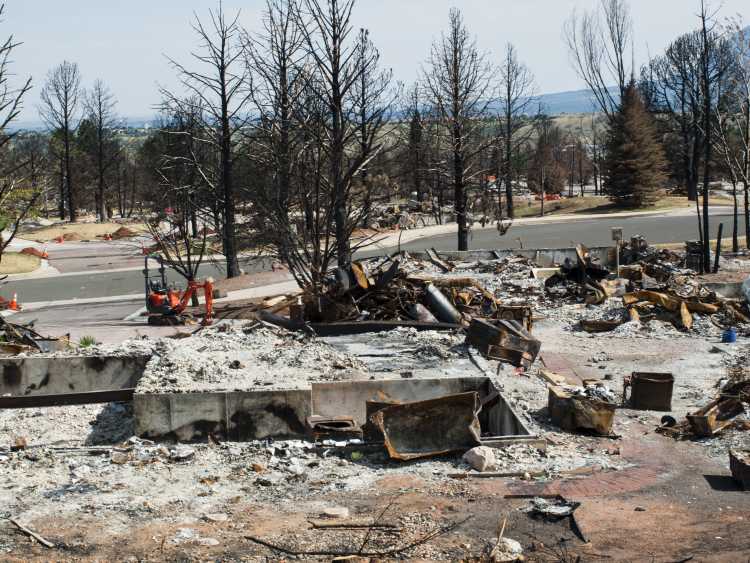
left=548, top=384, right=616, bottom=436
left=370, top=392, right=482, bottom=461
left=657, top=371, right=749, bottom=440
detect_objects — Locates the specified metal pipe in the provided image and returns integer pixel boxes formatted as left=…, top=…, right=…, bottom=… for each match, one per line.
left=424, top=284, right=462, bottom=324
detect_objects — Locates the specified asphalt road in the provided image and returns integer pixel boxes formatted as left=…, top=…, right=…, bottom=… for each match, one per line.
left=382, top=209, right=747, bottom=253
left=1, top=256, right=273, bottom=304
left=2, top=210, right=745, bottom=303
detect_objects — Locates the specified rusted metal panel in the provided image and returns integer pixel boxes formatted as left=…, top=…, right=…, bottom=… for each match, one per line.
left=306, top=415, right=362, bottom=440
left=371, top=392, right=482, bottom=460
left=580, top=319, right=623, bottom=333
left=729, top=450, right=750, bottom=490
left=624, top=372, right=674, bottom=411
left=466, top=318, right=541, bottom=368
left=548, top=385, right=615, bottom=436
left=686, top=398, right=744, bottom=437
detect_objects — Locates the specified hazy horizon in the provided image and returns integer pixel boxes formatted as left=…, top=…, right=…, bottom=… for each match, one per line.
left=7, top=0, right=749, bottom=125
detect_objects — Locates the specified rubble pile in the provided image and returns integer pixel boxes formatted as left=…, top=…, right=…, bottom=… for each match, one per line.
left=301, top=253, right=535, bottom=335
left=657, top=347, right=750, bottom=441
left=136, top=323, right=368, bottom=393
left=0, top=317, right=66, bottom=355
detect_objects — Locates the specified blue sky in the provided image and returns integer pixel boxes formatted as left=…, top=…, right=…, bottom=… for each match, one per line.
left=6, top=0, right=749, bottom=123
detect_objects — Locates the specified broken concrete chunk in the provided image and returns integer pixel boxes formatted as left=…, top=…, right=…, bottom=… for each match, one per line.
left=197, top=537, right=220, bottom=546
left=321, top=506, right=350, bottom=519
left=462, top=446, right=497, bottom=472
left=202, top=513, right=229, bottom=523
left=526, top=497, right=579, bottom=519
left=490, top=537, right=524, bottom=562
left=169, top=445, right=196, bottom=462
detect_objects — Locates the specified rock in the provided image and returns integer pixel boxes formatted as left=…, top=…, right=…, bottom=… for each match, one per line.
left=321, top=506, right=350, bottom=519
left=490, top=537, right=524, bottom=562
left=286, top=460, right=306, bottom=476
left=170, top=445, right=195, bottom=462
left=251, top=462, right=266, bottom=473
left=634, top=506, right=646, bottom=512
left=203, top=513, right=229, bottom=523
left=11, top=436, right=27, bottom=451
left=197, top=537, right=220, bottom=546
left=255, top=472, right=283, bottom=486
left=173, top=528, right=196, bottom=543
left=462, top=446, right=497, bottom=472
left=110, top=450, right=130, bottom=465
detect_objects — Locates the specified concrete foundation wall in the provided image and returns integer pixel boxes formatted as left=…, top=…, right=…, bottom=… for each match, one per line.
left=312, top=377, right=490, bottom=427
left=133, top=389, right=311, bottom=442
left=0, top=355, right=150, bottom=397
left=133, top=378, right=533, bottom=442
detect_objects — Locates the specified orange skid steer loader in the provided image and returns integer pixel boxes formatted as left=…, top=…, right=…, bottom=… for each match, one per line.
left=144, top=255, right=214, bottom=326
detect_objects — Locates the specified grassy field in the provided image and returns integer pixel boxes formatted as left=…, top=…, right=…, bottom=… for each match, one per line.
left=512, top=195, right=733, bottom=219
left=0, top=252, right=41, bottom=274
left=19, top=221, right=147, bottom=242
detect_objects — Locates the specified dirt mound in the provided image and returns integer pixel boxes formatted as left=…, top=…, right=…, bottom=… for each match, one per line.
left=111, top=226, right=138, bottom=240
left=20, top=247, right=47, bottom=259
left=61, top=232, right=83, bottom=241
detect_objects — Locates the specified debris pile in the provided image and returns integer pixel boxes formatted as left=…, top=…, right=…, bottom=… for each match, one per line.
left=0, top=317, right=66, bottom=355
left=136, top=323, right=368, bottom=393
left=558, top=241, right=750, bottom=335
left=656, top=368, right=749, bottom=440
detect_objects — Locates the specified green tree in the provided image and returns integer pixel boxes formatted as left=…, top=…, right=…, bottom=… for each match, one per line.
left=603, top=82, right=668, bottom=207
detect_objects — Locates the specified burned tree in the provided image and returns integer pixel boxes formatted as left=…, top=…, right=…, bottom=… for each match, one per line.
left=144, top=102, right=214, bottom=303
left=0, top=2, right=35, bottom=264
left=294, top=0, right=392, bottom=268
left=82, top=79, right=119, bottom=222
left=39, top=60, right=81, bottom=222
left=564, top=0, right=632, bottom=120
left=646, top=34, right=704, bottom=201
left=497, top=43, right=537, bottom=219
left=403, top=84, right=426, bottom=203
left=244, top=0, right=305, bottom=224
left=696, top=1, right=735, bottom=271
left=351, top=28, right=394, bottom=228
left=423, top=8, right=495, bottom=250
left=724, top=20, right=750, bottom=249
left=165, top=3, right=252, bottom=278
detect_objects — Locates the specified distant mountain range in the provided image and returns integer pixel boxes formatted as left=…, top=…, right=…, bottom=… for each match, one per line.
left=11, top=87, right=617, bottom=131
left=534, top=87, right=618, bottom=115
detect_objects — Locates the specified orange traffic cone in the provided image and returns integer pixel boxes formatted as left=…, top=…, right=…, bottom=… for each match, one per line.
left=41, top=245, right=49, bottom=259
left=8, top=294, right=20, bottom=311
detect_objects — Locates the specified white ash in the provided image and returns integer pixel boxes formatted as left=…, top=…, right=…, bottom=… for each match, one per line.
left=136, top=324, right=367, bottom=394
left=374, top=327, right=465, bottom=359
